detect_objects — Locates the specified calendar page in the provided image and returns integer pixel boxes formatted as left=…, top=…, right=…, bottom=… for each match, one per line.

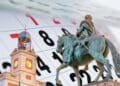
left=0, top=2, right=120, bottom=86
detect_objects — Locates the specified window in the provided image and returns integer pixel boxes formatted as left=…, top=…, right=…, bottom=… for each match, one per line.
left=8, top=82, right=17, bottom=86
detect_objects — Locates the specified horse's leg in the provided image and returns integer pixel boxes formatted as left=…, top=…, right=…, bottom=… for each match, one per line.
left=94, top=62, right=104, bottom=81
left=73, top=66, right=81, bottom=86
left=104, top=59, right=111, bottom=80
left=94, top=42, right=110, bottom=81
left=56, top=63, right=68, bottom=85
left=89, top=51, right=111, bottom=81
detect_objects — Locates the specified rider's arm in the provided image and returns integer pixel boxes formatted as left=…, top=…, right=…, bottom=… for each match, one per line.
left=91, top=26, right=96, bottom=37
left=77, top=23, right=88, bottom=36
left=82, top=22, right=96, bottom=37
left=90, top=21, right=96, bottom=36
left=77, top=22, right=86, bottom=32
left=80, top=23, right=92, bottom=32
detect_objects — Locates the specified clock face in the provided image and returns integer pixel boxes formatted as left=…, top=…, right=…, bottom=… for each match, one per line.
left=25, top=59, right=32, bottom=69
left=13, top=59, right=18, bottom=69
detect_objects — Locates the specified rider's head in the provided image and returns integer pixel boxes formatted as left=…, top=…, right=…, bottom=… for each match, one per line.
left=85, top=14, right=92, bottom=21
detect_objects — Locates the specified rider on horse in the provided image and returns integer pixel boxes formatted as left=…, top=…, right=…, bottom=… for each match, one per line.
left=69, top=14, right=96, bottom=61
left=77, top=14, right=96, bottom=45
left=60, top=14, right=96, bottom=64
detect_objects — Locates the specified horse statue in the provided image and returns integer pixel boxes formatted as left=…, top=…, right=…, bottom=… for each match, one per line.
left=55, top=32, right=120, bottom=86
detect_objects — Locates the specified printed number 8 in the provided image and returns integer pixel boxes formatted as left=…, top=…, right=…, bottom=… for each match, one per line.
left=39, top=30, right=55, bottom=46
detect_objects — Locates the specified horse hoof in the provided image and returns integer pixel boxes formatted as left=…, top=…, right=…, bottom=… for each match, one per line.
left=103, top=76, right=112, bottom=81
left=56, top=80, right=62, bottom=86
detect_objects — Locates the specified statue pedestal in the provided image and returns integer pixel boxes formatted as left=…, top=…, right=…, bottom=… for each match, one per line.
left=83, top=80, right=120, bottom=86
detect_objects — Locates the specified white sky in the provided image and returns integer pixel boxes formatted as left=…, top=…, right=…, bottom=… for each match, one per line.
left=93, top=0, right=120, bottom=11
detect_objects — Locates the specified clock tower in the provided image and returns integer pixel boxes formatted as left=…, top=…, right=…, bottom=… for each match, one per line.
left=11, top=31, right=36, bottom=85
left=0, top=31, right=45, bottom=86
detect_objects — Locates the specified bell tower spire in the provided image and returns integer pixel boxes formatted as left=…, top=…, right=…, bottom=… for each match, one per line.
left=18, top=30, right=31, bottom=50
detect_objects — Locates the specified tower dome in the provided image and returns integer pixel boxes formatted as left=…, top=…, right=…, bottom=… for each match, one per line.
left=18, top=31, right=31, bottom=50
left=19, top=31, right=31, bottom=39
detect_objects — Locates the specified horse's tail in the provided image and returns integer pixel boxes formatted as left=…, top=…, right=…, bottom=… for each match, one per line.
left=105, top=38, right=120, bottom=77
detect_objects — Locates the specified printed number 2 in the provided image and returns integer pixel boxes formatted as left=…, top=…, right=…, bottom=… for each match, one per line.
left=39, top=30, right=55, bottom=46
